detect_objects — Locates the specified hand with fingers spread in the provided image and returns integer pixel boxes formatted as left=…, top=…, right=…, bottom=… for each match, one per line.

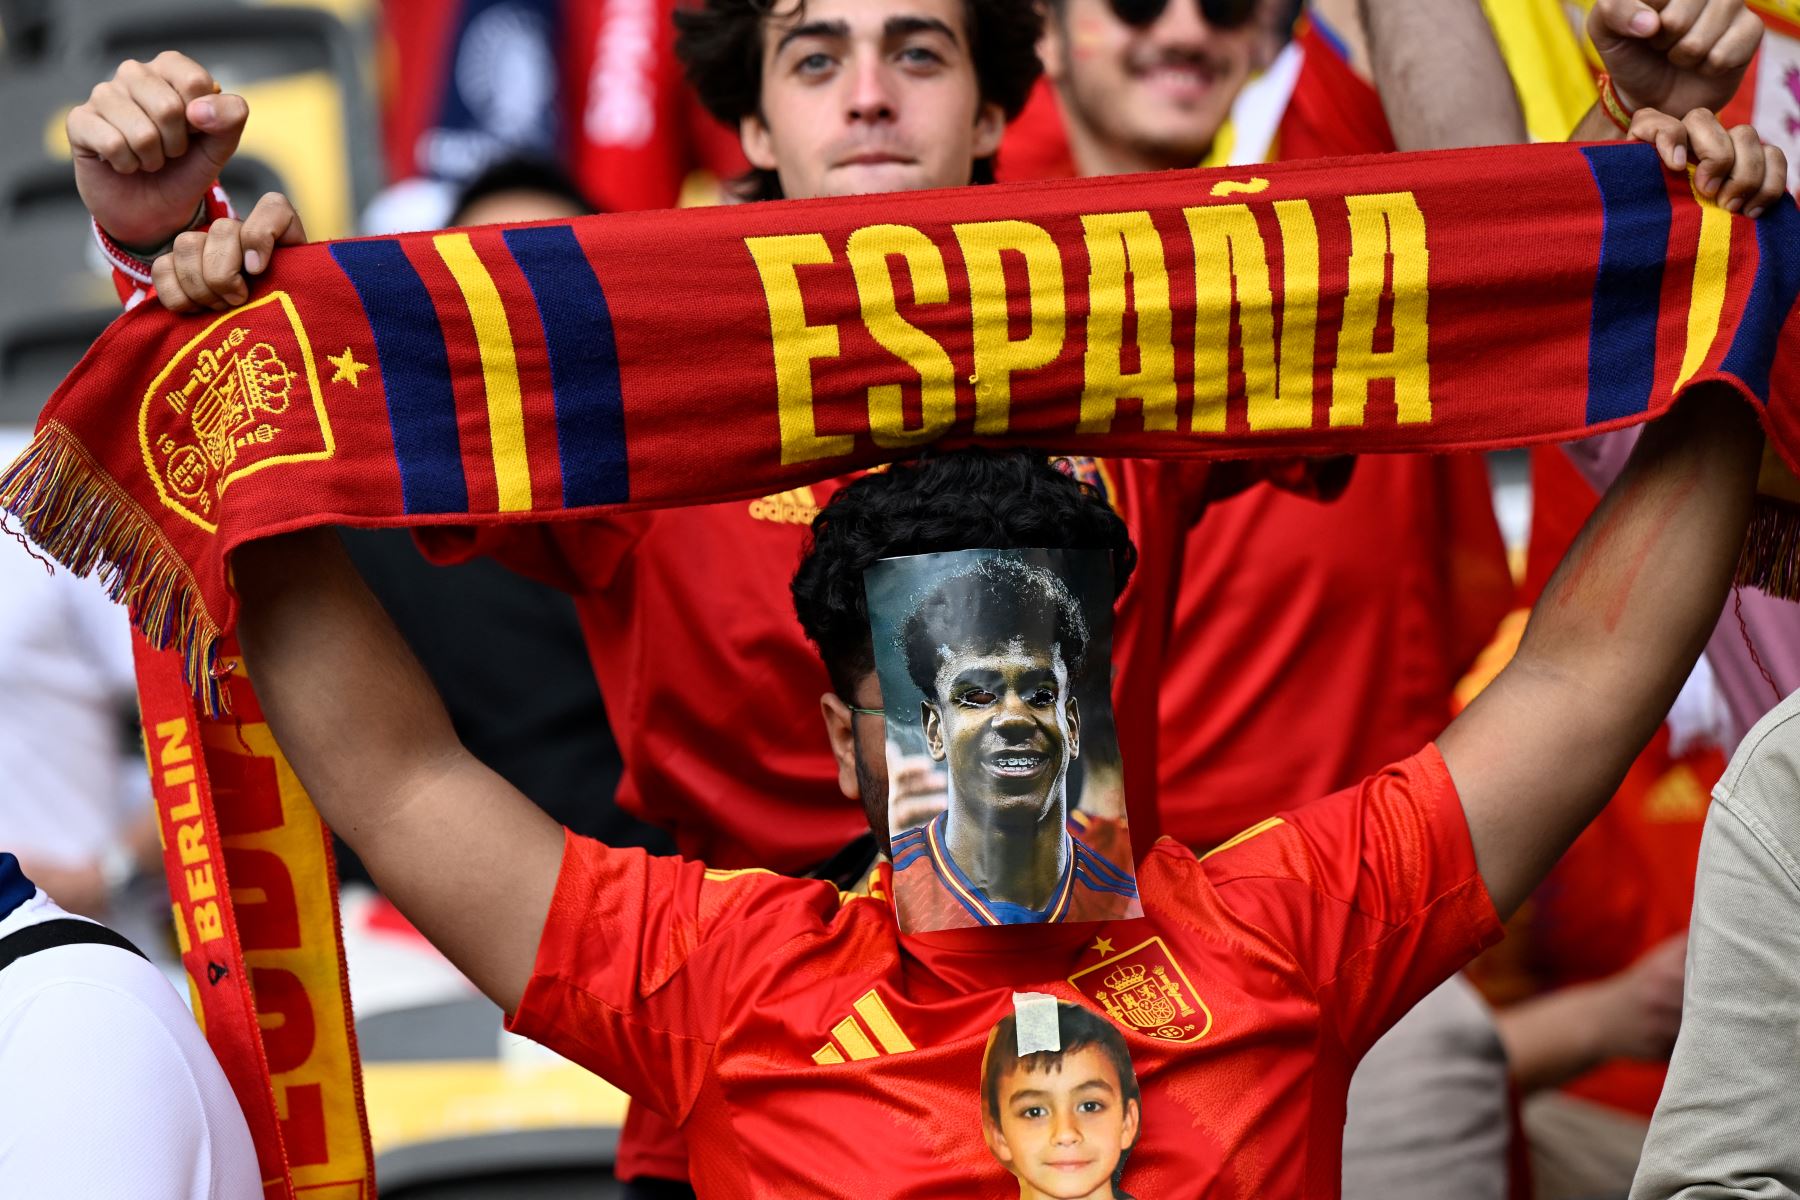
left=66, top=52, right=249, bottom=252
left=151, top=191, right=307, bottom=313
left=1590, top=0, right=1765, bottom=121
left=1631, top=105, right=1789, bottom=216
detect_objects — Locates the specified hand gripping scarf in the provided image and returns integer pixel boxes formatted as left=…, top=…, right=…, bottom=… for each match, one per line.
left=7, top=139, right=1800, bottom=1195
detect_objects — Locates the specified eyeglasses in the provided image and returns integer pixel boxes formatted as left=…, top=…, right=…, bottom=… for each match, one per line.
left=1105, top=0, right=1259, bottom=31
left=846, top=705, right=885, bottom=719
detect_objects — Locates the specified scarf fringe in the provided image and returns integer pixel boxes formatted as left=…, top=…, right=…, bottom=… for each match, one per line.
left=0, top=425, right=224, bottom=713
left=1737, top=496, right=1800, bottom=601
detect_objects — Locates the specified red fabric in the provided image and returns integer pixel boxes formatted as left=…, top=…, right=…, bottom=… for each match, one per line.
left=23, top=141, right=1800, bottom=708
left=1273, top=22, right=1397, bottom=161
left=508, top=746, right=1500, bottom=1196
left=1160, top=454, right=1512, bottom=848
left=562, top=0, right=747, bottom=212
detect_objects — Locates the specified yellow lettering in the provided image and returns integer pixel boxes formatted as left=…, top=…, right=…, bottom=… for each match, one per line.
left=1330, top=192, right=1431, bottom=427
left=952, top=219, right=1066, bottom=434
left=185, top=862, right=217, bottom=902
left=746, top=234, right=850, bottom=465
left=193, top=901, right=223, bottom=944
left=1078, top=211, right=1177, bottom=435
left=1188, top=201, right=1318, bottom=432
left=845, top=225, right=956, bottom=450
left=169, top=781, right=201, bottom=823
left=157, top=718, right=192, bottom=766
left=177, top=821, right=209, bottom=867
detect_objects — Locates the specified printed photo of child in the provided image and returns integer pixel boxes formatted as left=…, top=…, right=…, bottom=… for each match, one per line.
left=980, top=1000, right=1142, bottom=1200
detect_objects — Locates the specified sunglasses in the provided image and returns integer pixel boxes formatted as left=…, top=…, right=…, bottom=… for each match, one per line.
left=1105, top=0, right=1259, bottom=30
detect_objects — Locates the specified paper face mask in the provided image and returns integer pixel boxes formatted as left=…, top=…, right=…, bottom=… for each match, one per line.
left=864, top=548, right=1143, bottom=934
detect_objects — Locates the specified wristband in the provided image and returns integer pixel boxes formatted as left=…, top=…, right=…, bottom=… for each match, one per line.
left=1597, top=73, right=1635, bottom=136
left=92, top=198, right=208, bottom=281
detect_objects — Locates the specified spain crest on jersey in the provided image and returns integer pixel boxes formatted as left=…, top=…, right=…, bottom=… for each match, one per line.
left=140, top=291, right=334, bottom=533
left=1070, top=936, right=1212, bottom=1044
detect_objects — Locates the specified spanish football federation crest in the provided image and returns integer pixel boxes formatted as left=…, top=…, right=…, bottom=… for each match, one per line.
left=1070, top=936, right=1212, bottom=1044
left=139, top=291, right=335, bottom=533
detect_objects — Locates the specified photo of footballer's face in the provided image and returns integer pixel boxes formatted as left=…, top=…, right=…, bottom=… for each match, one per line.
left=865, top=550, right=1142, bottom=933
left=921, top=630, right=1081, bottom=828
left=981, top=1002, right=1142, bottom=1200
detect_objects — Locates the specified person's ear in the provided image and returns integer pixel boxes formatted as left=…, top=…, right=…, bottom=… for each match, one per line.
left=821, top=693, right=861, bottom=800
left=740, top=112, right=779, bottom=171
left=923, top=701, right=947, bottom=761
left=1120, top=1096, right=1141, bottom=1152
left=1067, top=694, right=1081, bottom=759
left=972, top=99, right=1005, bottom=161
left=982, top=1110, right=1017, bottom=1169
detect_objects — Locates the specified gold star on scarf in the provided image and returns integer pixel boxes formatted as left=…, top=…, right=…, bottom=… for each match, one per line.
left=1090, top=937, right=1115, bottom=957
left=328, top=347, right=369, bottom=388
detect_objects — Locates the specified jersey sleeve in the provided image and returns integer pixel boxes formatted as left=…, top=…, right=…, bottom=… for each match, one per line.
left=505, top=828, right=839, bottom=1122
left=412, top=513, right=651, bottom=593
left=1201, top=745, right=1502, bottom=1058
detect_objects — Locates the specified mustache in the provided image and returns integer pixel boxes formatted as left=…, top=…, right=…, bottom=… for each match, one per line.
left=1125, top=45, right=1232, bottom=75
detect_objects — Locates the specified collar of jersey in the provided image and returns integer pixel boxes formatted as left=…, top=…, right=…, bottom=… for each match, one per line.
left=924, top=812, right=1075, bottom=926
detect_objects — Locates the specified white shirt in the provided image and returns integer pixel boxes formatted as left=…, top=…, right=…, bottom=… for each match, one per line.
left=0, top=889, right=261, bottom=1199
left=0, top=428, right=149, bottom=867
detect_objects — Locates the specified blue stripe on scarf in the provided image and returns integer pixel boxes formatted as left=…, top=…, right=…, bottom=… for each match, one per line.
left=1582, top=143, right=1671, bottom=425
left=1721, top=200, right=1800, bottom=403
left=329, top=239, right=469, bottom=514
left=502, top=225, right=630, bottom=508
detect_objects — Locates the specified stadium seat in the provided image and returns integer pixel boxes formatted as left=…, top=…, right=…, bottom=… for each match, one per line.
left=50, top=2, right=380, bottom=239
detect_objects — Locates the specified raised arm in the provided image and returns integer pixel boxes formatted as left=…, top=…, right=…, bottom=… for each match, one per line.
left=1439, top=387, right=1761, bottom=918
left=233, top=530, right=563, bottom=1013
left=1357, top=0, right=1526, bottom=150
left=1572, top=0, right=1763, bottom=142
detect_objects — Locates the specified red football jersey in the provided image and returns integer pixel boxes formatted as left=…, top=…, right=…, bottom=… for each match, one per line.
left=508, top=747, right=1500, bottom=1196
left=1159, top=454, right=1512, bottom=848
left=890, top=813, right=1140, bottom=931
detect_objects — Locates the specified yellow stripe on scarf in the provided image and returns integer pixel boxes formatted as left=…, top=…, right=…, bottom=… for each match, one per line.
left=434, top=232, right=533, bottom=512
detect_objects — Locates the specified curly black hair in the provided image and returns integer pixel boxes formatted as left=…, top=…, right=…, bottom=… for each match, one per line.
left=899, top=556, right=1088, bottom=699
left=673, top=0, right=1044, bottom=202
left=792, top=449, right=1137, bottom=696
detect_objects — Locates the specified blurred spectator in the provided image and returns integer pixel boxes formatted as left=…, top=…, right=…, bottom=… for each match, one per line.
left=369, top=0, right=745, bottom=233
left=0, top=853, right=258, bottom=1196
left=0, top=429, right=161, bottom=934
left=1629, top=689, right=1800, bottom=1199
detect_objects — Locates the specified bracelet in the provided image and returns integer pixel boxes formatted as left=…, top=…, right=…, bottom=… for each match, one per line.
left=1597, top=73, right=1635, bottom=135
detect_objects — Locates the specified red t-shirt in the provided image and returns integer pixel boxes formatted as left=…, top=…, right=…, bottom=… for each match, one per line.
left=507, top=746, right=1500, bottom=1196
left=1158, top=454, right=1513, bottom=848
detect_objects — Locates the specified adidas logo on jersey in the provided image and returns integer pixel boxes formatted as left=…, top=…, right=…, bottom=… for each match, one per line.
left=748, top=486, right=819, bottom=525
left=811, top=989, right=915, bottom=1064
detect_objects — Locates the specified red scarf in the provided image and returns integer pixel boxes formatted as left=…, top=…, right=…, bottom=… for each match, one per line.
left=8, top=141, right=1800, bottom=702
